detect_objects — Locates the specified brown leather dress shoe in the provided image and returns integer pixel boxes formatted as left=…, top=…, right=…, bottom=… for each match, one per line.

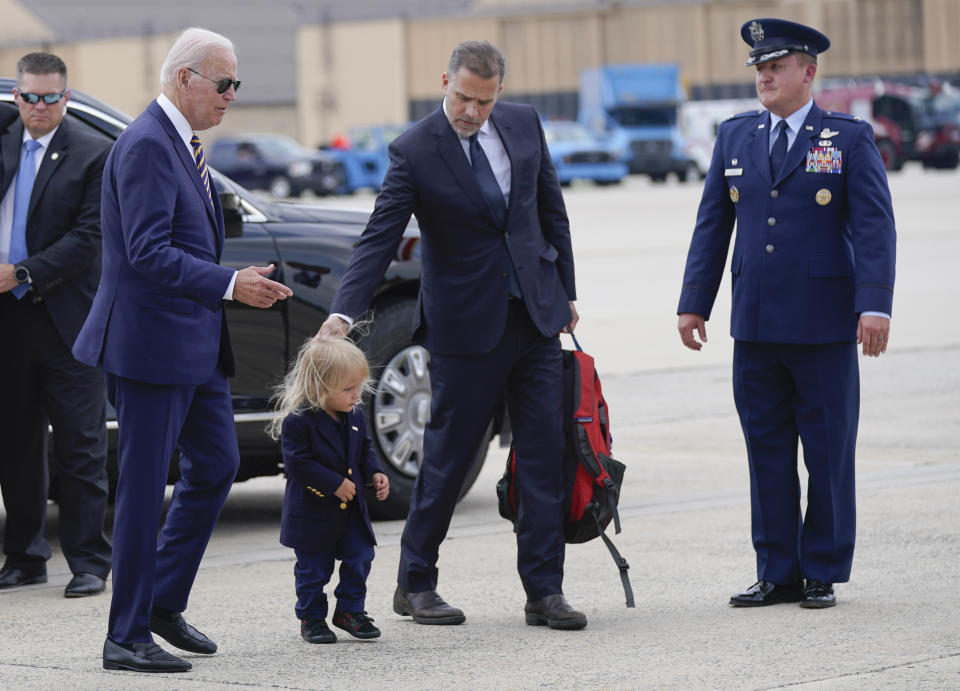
left=800, top=579, right=837, bottom=608
left=65, top=572, right=106, bottom=598
left=729, top=580, right=804, bottom=607
left=393, top=586, right=466, bottom=625
left=0, top=564, right=47, bottom=589
left=524, top=594, right=587, bottom=630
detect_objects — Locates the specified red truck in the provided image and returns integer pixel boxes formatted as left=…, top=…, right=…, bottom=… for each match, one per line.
left=816, top=80, right=960, bottom=171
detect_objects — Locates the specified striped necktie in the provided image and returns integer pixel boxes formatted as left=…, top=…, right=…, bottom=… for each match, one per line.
left=189, top=134, right=213, bottom=205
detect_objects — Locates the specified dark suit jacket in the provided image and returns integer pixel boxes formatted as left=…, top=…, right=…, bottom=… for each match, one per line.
left=330, top=102, right=576, bottom=355
left=678, top=102, right=896, bottom=343
left=1, top=118, right=111, bottom=348
left=73, top=100, right=235, bottom=385
left=280, top=407, right=383, bottom=552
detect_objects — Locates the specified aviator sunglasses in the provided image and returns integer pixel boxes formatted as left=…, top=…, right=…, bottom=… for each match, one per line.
left=17, top=90, right=66, bottom=105
left=188, top=67, right=241, bottom=94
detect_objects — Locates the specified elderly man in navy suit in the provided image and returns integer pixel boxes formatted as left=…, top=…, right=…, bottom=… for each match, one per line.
left=74, top=28, right=292, bottom=672
left=318, top=40, right=585, bottom=630
left=678, top=19, right=896, bottom=609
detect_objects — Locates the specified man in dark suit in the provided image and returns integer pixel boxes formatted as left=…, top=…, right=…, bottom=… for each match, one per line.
left=677, top=19, right=896, bottom=609
left=318, top=40, right=585, bottom=630
left=73, top=28, right=292, bottom=673
left=0, top=52, right=112, bottom=598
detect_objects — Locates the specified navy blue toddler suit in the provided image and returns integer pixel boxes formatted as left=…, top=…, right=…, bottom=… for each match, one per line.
left=280, top=407, right=383, bottom=620
left=678, top=102, right=896, bottom=584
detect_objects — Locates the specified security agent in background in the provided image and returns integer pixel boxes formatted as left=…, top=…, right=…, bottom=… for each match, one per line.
left=0, top=53, right=112, bottom=598
left=677, top=19, right=896, bottom=608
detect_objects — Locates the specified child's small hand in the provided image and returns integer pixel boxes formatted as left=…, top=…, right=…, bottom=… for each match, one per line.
left=372, top=472, right=390, bottom=501
left=335, top=478, right=357, bottom=502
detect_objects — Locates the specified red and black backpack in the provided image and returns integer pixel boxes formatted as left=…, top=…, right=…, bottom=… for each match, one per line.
left=497, top=334, right=634, bottom=607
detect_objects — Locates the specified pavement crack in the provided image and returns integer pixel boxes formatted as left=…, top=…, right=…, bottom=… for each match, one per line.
left=762, top=650, right=960, bottom=689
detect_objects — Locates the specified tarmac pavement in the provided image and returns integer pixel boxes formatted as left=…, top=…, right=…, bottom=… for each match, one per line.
left=1, top=166, right=958, bottom=689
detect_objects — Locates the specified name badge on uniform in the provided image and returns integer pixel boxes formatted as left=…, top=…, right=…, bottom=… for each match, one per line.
left=725, top=168, right=743, bottom=176
left=806, top=147, right=842, bottom=174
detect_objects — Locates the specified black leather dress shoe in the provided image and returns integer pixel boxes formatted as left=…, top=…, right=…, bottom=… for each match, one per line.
left=729, top=580, right=804, bottom=607
left=524, top=594, right=587, bottom=630
left=64, top=572, right=106, bottom=598
left=301, top=617, right=337, bottom=644
left=393, top=586, right=466, bottom=625
left=149, top=610, right=217, bottom=654
left=0, top=564, right=47, bottom=589
left=102, top=638, right=191, bottom=673
left=332, top=610, right=381, bottom=639
left=800, top=579, right=837, bottom=608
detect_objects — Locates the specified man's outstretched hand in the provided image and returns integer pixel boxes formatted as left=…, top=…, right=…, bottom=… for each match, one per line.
left=233, top=264, right=293, bottom=308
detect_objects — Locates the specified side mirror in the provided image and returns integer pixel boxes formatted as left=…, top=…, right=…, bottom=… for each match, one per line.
left=220, top=193, right=244, bottom=238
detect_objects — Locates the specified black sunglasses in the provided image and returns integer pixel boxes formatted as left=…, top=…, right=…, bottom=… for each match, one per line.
left=17, top=90, right=66, bottom=105
left=188, top=67, right=241, bottom=94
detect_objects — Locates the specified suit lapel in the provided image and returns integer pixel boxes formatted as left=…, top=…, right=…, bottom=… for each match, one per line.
left=431, top=108, right=499, bottom=228
left=28, top=122, right=68, bottom=221
left=147, top=101, right=219, bottom=231
left=0, top=119, right=24, bottom=194
left=775, top=104, right=824, bottom=186
left=748, top=112, right=773, bottom=187
left=315, top=411, right=346, bottom=461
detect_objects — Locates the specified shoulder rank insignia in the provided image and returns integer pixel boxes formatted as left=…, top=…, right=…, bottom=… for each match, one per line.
left=819, top=128, right=840, bottom=138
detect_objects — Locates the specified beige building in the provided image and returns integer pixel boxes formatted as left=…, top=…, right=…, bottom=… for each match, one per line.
left=2, top=0, right=959, bottom=146
left=297, top=0, right=960, bottom=144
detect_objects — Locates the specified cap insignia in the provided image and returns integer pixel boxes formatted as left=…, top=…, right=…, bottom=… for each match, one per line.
left=749, top=21, right=765, bottom=42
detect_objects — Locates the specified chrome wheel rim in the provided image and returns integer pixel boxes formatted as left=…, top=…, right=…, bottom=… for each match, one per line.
left=372, top=345, right=431, bottom=478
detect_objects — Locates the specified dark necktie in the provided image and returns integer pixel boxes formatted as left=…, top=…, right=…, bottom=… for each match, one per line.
left=9, top=139, right=42, bottom=299
left=469, top=133, right=507, bottom=226
left=769, top=120, right=789, bottom=179
left=469, top=133, right=521, bottom=297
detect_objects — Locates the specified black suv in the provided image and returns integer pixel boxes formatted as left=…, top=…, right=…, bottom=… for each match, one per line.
left=0, top=81, right=499, bottom=520
left=207, top=133, right=347, bottom=198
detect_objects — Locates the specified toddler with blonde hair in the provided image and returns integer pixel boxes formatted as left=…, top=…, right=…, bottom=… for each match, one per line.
left=270, top=335, right=389, bottom=643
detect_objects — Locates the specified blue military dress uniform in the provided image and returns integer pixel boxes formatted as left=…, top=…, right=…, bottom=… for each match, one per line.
left=678, top=19, right=896, bottom=586
left=280, top=406, right=383, bottom=620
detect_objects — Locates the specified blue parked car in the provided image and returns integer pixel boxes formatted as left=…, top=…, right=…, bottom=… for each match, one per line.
left=541, top=120, right=627, bottom=186
left=323, top=124, right=411, bottom=192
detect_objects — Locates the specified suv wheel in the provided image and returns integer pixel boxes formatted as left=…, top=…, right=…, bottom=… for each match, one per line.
left=358, top=298, right=491, bottom=520
left=269, top=176, right=293, bottom=198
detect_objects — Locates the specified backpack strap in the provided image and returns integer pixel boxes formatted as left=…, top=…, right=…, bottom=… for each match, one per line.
left=592, top=510, right=635, bottom=608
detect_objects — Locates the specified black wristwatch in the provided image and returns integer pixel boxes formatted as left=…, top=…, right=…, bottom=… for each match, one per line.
left=13, top=264, right=32, bottom=286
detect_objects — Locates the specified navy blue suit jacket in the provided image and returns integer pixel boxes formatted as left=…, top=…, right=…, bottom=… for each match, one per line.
left=73, top=101, right=235, bottom=384
left=280, top=407, right=383, bottom=552
left=330, top=102, right=576, bottom=355
left=1, top=119, right=110, bottom=348
left=678, top=102, right=896, bottom=343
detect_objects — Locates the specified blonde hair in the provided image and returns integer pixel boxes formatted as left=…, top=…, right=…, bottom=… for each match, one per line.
left=267, top=334, right=372, bottom=440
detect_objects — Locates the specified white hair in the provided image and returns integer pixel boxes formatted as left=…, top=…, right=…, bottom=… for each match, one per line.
left=160, top=27, right=235, bottom=87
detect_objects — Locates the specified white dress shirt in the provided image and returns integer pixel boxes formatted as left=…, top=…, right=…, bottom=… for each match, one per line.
left=0, top=126, right=59, bottom=263
left=157, top=93, right=237, bottom=300
left=444, top=97, right=511, bottom=206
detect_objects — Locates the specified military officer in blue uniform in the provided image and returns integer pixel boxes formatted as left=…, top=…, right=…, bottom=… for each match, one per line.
left=677, top=18, right=896, bottom=609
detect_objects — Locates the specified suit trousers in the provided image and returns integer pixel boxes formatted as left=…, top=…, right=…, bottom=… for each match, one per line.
left=733, top=341, right=859, bottom=585
left=0, top=293, right=110, bottom=576
left=293, top=510, right=375, bottom=620
left=398, top=299, right=566, bottom=600
left=106, top=367, right=239, bottom=645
